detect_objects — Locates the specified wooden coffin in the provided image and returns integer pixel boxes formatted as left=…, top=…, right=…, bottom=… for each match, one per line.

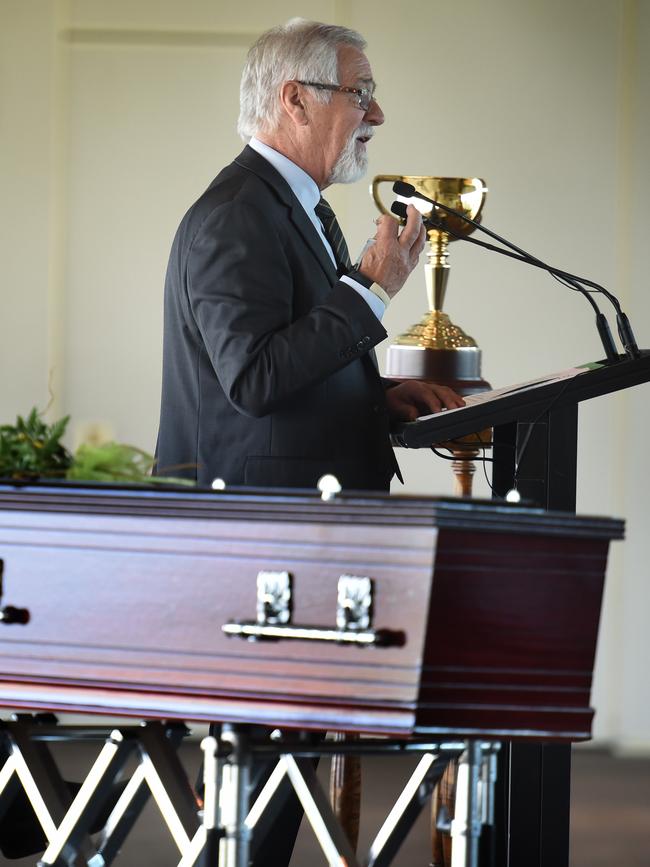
left=0, top=483, right=623, bottom=739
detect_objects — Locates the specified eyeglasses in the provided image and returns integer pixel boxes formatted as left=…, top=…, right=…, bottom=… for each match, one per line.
left=296, top=81, right=375, bottom=112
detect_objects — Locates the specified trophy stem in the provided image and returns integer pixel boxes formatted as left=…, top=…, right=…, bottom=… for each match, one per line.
left=374, top=173, right=492, bottom=503
left=425, top=230, right=450, bottom=312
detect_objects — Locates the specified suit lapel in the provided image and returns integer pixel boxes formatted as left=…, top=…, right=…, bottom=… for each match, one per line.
left=234, top=147, right=338, bottom=284
left=234, top=151, right=384, bottom=378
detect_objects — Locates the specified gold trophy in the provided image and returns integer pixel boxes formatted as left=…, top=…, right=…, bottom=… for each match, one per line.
left=371, top=176, right=492, bottom=495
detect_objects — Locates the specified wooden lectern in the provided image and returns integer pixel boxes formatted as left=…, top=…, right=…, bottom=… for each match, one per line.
left=393, top=350, right=650, bottom=866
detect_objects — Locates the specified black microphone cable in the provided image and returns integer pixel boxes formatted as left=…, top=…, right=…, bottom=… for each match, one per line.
left=429, top=429, right=499, bottom=496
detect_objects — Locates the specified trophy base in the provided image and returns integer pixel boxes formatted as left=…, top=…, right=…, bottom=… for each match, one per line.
left=385, top=345, right=491, bottom=395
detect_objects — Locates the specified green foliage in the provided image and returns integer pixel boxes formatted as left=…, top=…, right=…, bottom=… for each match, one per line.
left=0, top=408, right=194, bottom=487
left=67, top=442, right=193, bottom=486
left=67, top=442, right=155, bottom=483
left=0, top=408, right=72, bottom=479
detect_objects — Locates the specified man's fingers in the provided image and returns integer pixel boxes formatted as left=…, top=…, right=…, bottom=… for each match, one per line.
left=425, top=384, right=466, bottom=410
left=398, top=204, right=424, bottom=249
left=373, top=213, right=399, bottom=242
left=388, top=397, right=420, bottom=422
left=363, top=208, right=426, bottom=296
left=409, top=221, right=427, bottom=266
left=385, top=381, right=466, bottom=424
left=441, top=385, right=466, bottom=408
left=411, top=383, right=466, bottom=415
left=416, top=221, right=427, bottom=252
left=419, top=392, right=445, bottom=414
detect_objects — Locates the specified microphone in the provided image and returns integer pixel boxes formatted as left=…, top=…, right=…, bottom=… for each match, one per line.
left=393, top=181, right=639, bottom=360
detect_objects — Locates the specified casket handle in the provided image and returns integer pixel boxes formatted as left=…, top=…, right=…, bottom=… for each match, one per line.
left=0, top=605, right=30, bottom=625
left=222, top=570, right=404, bottom=646
left=0, top=559, right=30, bottom=625
left=221, top=621, right=404, bottom=646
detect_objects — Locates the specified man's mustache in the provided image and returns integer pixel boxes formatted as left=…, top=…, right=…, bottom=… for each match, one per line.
left=356, top=124, right=374, bottom=141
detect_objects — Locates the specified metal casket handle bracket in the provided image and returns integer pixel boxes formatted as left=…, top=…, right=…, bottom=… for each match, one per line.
left=222, top=571, right=405, bottom=648
left=0, top=559, right=31, bottom=626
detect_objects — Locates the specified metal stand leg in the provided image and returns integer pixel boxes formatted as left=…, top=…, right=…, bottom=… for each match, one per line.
left=450, top=742, right=498, bottom=867
left=0, top=717, right=502, bottom=867
left=479, top=749, right=498, bottom=867
left=218, top=726, right=252, bottom=867
left=282, top=753, right=361, bottom=867
left=367, top=751, right=461, bottom=867
left=195, top=735, right=221, bottom=867
left=1, top=719, right=199, bottom=867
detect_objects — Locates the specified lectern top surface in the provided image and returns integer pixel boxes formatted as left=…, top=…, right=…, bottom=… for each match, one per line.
left=394, top=350, right=650, bottom=448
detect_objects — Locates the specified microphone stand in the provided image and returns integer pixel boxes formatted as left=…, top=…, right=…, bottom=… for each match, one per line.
left=434, top=219, right=618, bottom=362
left=392, top=182, right=640, bottom=361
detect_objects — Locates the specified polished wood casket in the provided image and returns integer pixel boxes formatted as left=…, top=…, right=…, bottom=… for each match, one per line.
left=0, top=482, right=623, bottom=741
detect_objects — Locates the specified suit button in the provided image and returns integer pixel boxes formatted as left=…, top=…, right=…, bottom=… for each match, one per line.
left=356, top=340, right=365, bottom=351
left=363, top=335, right=371, bottom=344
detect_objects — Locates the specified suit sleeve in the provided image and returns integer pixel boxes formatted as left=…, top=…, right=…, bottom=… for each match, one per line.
left=186, top=199, right=387, bottom=417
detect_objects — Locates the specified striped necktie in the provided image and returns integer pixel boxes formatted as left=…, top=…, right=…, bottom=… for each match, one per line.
left=315, top=198, right=352, bottom=274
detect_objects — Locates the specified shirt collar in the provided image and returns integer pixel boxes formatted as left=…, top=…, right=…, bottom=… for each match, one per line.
left=248, top=137, right=321, bottom=215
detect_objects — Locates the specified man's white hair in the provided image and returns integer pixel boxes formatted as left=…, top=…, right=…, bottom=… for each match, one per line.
left=237, top=18, right=366, bottom=141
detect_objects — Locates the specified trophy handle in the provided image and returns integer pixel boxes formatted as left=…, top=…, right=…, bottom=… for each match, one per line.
left=371, top=174, right=404, bottom=217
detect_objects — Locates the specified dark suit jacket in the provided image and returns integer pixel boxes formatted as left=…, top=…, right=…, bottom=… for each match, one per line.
left=155, top=146, right=398, bottom=491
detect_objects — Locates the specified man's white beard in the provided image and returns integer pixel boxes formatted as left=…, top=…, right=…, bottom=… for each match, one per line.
left=328, top=125, right=372, bottom=185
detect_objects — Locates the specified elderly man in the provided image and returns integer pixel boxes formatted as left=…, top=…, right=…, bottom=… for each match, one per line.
left=155, top=20, right=465, bottom=867
left=156, top=18, right=462, bottom=490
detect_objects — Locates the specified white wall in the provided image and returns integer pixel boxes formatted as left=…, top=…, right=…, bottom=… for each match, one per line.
left=0, top=0, right=68, bottom=419
left=615, top=0, right=650, bottom=753
left=0, top=0, right=648, bottom=751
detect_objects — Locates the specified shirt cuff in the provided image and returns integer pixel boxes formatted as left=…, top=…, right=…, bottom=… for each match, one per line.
left=340, top=274, right=386, bottom=320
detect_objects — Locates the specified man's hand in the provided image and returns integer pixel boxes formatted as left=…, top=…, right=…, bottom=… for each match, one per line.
left=385, top=380, right=466, bottom=422
left=358, top=205, right=426, bottom=298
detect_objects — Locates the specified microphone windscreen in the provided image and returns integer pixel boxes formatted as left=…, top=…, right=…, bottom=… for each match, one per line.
left=391, top=199, right=440, bottom=230
left=392, top=180, right=416, bottom=198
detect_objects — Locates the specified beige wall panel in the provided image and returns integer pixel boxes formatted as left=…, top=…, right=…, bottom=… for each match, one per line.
left=617, top=0, right=650, bottom=751
left=0, top=1, right=64, bottom=419
left=69, top=0, right=335, bottom=32
left=62, top=0, right=340, bottom=447
left=64, top=40, right=246, bottom=447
